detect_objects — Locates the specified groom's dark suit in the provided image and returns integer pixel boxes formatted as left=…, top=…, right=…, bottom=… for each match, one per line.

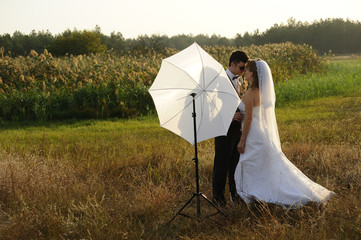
left=212, top=72, right=243, bottom=205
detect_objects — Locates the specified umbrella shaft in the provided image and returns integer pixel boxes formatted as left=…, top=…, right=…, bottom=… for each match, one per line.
left=191, top=93, right=201, bottom=216
left=191, top=93, right=200, bottom=194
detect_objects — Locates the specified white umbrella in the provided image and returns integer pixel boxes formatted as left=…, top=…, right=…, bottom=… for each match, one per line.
left=148, top=42, right=241, bottom=145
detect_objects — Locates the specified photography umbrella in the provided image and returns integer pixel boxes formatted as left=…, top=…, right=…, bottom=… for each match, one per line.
left=148, top=42, right=241, bottom=222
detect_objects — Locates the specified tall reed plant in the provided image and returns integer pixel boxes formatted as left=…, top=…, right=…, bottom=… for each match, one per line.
left=0, top=43, right=324, bottom=121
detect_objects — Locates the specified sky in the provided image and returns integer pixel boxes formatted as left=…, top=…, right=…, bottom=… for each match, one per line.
left=1, top=0, right=361, bottom=39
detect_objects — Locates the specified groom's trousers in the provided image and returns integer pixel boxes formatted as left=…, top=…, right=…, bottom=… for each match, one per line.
left=212, top=119, right=241, bottom=204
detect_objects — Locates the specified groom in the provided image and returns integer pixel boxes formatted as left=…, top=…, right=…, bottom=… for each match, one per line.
left=212, top=50, right=249, bottom=206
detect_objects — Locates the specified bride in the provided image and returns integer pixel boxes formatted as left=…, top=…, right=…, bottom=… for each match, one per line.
left=235, top=59, right=334, bottom=208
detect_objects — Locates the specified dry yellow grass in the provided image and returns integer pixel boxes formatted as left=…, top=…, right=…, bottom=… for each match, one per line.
left=0, top=91, right=360, bottom=239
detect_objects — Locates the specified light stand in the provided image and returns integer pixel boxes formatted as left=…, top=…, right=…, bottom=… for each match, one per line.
left=168, top=93, right=225, bottom=225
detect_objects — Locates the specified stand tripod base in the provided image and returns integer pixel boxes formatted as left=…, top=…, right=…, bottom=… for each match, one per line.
left=168, top=192, right=225, bottom=225
left=167, top=93, right=225, bottom=225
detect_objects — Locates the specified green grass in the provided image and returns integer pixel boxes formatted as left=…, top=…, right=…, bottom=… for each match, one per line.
left=0, top=60, right=360, bottom=239
left=275, top=58, right=361, bottom=106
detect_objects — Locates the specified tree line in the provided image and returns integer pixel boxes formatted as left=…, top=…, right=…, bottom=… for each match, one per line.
left=0, top=18, right=360, bottom=57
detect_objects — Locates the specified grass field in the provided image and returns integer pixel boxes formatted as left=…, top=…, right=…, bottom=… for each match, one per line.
left=0, top=59, right=360, bottom=239
left=275, top=57, right=361, bottom=106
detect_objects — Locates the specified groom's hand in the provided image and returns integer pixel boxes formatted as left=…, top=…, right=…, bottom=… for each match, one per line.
left=233, top=112, right=243, bottom=122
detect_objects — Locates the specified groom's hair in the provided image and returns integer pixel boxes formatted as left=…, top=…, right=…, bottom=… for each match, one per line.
left=229, top=51, right=249, bottom=66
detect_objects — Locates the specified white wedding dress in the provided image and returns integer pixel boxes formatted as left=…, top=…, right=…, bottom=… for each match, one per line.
left=234, top=60, right=334, bottom=208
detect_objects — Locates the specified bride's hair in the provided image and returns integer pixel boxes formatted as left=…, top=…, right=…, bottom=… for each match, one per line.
left=245, top=59, right=261, bottom=89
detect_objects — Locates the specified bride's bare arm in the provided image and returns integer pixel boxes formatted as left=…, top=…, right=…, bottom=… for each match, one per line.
left=237, top=90, right=254, bottom=154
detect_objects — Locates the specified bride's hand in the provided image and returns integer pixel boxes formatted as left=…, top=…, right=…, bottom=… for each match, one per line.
left=238, top=140, right=245, bottom=154
left=233, top=112, right=242, bottom=122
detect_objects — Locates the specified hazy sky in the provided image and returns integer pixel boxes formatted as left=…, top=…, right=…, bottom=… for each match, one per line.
left=1, top=0, right=360, bottom=39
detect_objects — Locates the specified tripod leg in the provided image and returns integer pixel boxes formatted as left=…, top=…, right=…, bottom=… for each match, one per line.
left=168, top=193, right=197, bottom=225
left=201, top=193, right=225, bottom=216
